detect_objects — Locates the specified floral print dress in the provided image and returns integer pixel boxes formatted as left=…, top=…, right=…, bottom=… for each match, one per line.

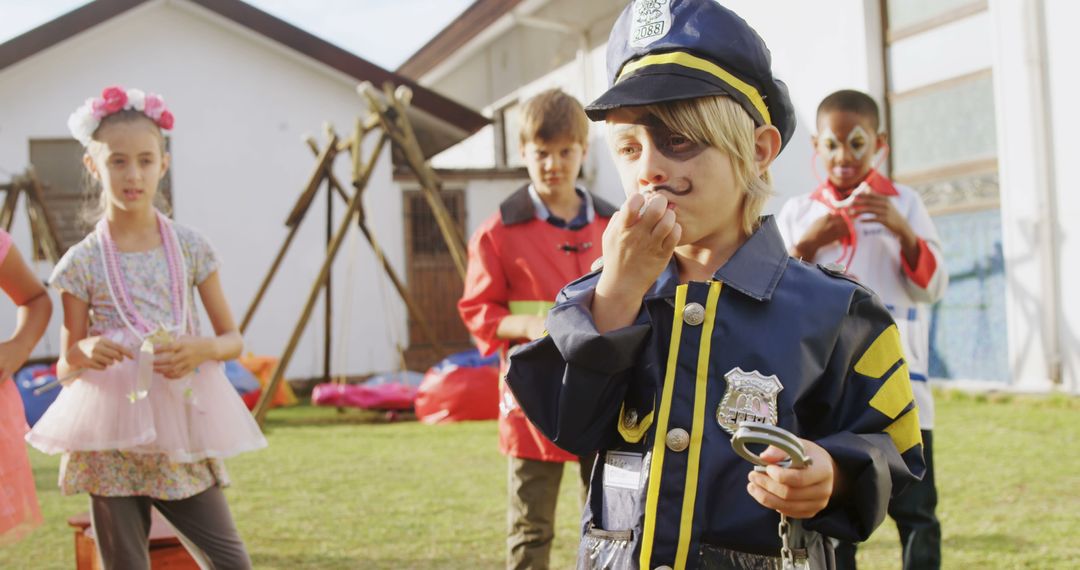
left=49, top=223, right=230, bottom=499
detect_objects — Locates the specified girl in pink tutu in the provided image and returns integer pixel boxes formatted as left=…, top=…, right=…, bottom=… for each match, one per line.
left=26, top=86, right=265, bottom=568
left=0, top=229, right=52, bottom=545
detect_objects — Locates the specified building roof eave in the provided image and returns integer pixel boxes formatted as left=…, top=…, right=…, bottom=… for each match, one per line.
left=0, top=0, right=489, bottom=157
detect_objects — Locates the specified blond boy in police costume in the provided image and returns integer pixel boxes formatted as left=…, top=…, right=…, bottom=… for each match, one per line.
left=505, top=1, right=926, bottom=568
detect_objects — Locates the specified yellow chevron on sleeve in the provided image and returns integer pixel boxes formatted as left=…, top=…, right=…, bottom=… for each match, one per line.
left=854, top=324, right=904, bottom=379
left=869, top=363, right=915, bottom=419
left=884, top=407, right=923, bottom=454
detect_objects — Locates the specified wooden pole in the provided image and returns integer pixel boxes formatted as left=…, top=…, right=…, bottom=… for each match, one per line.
left=25, top=169, right=63, bottom=263
left=286, top=137, right=338, bottom=227
left=0, top=182, right=19, bottom=231
left=253, top=132, right=388, bottom=426
left=239, top=140, right=338, bottom=334
left=324, top=155, right=333, bottom=384
left=357, top=82, right=468, bottom=281
left=310, top=144, right=447, bottom=356
left=240, top=223, right=300, bottom=334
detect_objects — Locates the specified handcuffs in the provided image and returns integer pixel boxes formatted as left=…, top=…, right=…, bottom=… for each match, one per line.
left=730, top=421, right=813, bottom=570
left=730, top=421, right=812, bottom=470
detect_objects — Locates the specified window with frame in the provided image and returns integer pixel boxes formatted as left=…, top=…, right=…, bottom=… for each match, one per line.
left=881, top=0, right=1007, bottom=382
left=29, top=138, right=173, bottom=254
left=496, top=99, right=524, bottom=169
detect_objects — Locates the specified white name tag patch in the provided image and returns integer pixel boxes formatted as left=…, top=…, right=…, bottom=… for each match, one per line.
left=603, top=451, right=644, bottom=490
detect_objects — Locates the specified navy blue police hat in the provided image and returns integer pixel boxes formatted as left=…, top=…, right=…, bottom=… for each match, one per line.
left=585, top=0, right=796, bottom=150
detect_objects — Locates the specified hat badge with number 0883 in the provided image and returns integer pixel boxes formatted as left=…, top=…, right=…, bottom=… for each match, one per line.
left=585, top=0, right=796, bottom=150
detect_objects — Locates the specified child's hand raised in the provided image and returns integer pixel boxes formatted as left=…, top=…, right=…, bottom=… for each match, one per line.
left=793, top=212, right=850, bottom=260
left=153, top=336, right=211, bottom=379
left=745, top=439, right=837, bottom=519
left=600, top=193, right=681, bottom=293
left=852, top=192, right=907, bottom=236
left=592, top=193, right=681, bottom=332
left=72, top=335, right=135, bottom=370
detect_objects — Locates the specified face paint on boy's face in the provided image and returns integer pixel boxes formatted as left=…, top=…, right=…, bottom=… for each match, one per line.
left=607, top=105, right=745, bottom=247
left=639, top=115, right=708, bottom=162
left=846, top=124, right=870, bottom=160
left=818, top=126, right=842, bottom=160
left=624, top=115, right=699, bottom=197
left=816, top=110, right=880, bottom=191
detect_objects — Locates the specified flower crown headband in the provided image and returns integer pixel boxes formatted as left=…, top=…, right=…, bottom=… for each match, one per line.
left=67, top=86, right=175, bottom=146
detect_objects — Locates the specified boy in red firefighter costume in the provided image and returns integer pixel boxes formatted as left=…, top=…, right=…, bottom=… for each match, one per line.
left=458, top=88, right=616, bottom=569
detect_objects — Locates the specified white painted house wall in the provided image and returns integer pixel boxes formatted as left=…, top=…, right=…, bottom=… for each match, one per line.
left=0, top=0, right=408, bottom=380
left=990, top=0, right=1080, bottom=392
left=1042, top=0, right=1080, bottom=391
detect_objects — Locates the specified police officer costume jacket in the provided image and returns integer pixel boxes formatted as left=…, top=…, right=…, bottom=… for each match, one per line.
left=506, top=216, right=926, bottom=569
left=458, top=184, right=616, bottom=462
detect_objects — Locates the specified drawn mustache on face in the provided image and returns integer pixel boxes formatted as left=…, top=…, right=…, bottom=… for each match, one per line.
left=644, top=178, right=692, bottom=196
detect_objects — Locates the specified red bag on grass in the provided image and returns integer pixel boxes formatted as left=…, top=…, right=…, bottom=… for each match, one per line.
left=415, top=350, right=499, bottom=424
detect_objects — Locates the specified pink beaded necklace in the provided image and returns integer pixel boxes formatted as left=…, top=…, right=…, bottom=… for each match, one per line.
left=96, top=210, right=191, bottom=340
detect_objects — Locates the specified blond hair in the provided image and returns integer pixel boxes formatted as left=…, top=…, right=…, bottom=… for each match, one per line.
left=643, top=96, right=772, bottom=236
left=518, top=89, right=589, bottom=146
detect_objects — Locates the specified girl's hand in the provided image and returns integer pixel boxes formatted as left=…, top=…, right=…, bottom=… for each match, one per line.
left=153, top=336, right=211, bottom=380
left=745, top=439, right=837, bottom=519
left=71, top=335, right=135, bottom=370
left=0, top=339, right=32, bottom=380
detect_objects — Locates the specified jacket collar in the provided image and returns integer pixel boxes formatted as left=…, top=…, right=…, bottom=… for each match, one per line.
left=643, top=216, right=789, bottom=302
left=500, top=184, right=619, bottom=226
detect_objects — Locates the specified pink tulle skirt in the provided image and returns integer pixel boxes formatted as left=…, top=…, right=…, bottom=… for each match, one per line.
left=0, top=379, right=42, bottom=545
left=26, top=353, right=267, bottom=463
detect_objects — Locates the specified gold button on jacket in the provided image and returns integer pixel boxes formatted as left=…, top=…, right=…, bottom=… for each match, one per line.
left=665, top=428, right=690, bottom=452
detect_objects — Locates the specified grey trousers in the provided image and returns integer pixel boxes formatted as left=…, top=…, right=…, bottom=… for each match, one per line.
left=507, top=453, right=596, bottom=570
left=89, top=486, right=252, bottom=570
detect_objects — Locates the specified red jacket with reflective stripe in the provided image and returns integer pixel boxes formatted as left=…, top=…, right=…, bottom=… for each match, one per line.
left=458, top=186, right=615, bottom=461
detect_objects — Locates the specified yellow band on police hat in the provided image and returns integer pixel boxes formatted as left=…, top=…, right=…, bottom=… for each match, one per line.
left=617, top=51, right=772, bottom=126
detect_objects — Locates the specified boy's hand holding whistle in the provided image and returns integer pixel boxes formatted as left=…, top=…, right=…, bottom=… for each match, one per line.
left=593, top=193, right=681, bottom=332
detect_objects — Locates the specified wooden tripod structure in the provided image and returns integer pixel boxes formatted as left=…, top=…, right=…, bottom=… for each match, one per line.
left=243, top=82, right=469, bottom=426
left=0, top=168, right=63, bottom=264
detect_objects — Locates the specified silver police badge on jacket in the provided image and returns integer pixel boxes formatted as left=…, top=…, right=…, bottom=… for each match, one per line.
left=717, top=367, right=783, bottom=434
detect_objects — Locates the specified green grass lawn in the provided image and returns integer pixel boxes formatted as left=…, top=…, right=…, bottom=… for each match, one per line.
left=3, top=390, right=1078, bottom=569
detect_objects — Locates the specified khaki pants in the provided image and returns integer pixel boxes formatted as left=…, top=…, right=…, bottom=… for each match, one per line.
left=507, top=453, right=596, bottom=570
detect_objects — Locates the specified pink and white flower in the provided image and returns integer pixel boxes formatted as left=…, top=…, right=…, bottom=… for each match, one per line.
left=67, top=86, right=174, bottom=147
left=143, top=93, right=165, bottom=120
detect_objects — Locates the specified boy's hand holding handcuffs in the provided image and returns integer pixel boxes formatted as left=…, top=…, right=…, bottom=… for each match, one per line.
left=742, top=434, right=837, bottom=519
left=734, top=422, right=839, bottom=569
